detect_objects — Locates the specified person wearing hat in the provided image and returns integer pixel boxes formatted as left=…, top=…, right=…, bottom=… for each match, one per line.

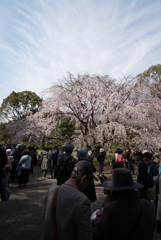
left=42, top=160, right=94, bottom=240
left=77, top=148, right=98, bottom=214
left=102, top=162, right=124, bottom=207
left=97, top=148, right=106, bottom=173
left=6, top=149, right=14, bottom=171
left=16, top=144, right=22, bottom=149
left=92, top=168, right=156, bottom=240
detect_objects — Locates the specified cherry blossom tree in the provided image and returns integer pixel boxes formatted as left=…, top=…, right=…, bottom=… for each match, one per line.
left=6, top=100, right=66, bottom=146
left=45, top=72, right=161, bottom=149
left=7, top=72, right=161, bottom=150
left=44, top=73, right=135, bottom=148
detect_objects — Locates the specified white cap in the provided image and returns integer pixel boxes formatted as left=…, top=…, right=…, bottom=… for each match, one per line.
left=6, top=149, right=12, bottom=156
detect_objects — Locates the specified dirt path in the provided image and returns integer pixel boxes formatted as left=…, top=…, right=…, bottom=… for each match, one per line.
left=0, top=166, right=54, bottom=240
left=0, top=164, right=160, bottom=240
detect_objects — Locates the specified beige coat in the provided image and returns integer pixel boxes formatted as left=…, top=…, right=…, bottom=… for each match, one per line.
left=41, top=151, right=51, bottom=170
left=153, top=174, right=161, bottom=222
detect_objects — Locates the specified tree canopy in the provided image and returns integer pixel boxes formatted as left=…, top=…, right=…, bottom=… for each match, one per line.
left=5, top=69, right=161, bottom=149
left=57, top=118, right=75, bottom=137
left=137, top=64, right=161, bottom=99
left=0, top=91, right=43, bottom=121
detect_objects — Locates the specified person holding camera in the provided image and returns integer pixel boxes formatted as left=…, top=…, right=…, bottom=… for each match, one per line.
left=0, top=147, right=10, bottom=201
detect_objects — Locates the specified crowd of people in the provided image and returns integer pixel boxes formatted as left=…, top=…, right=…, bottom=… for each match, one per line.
left=0, top=143, right=161, bottom=239
left=0, top=144, right=38, bottom=191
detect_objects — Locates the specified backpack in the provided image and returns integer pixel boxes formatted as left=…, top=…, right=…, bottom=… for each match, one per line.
left=54, top=155, right=72, bottom=183
left=97, top=153, right=104, bottom=162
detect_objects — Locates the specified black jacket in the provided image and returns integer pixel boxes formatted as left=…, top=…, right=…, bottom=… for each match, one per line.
left=137, top=161, right=149, bottom=187
left=81, top=159, right=97, bottom=203
left=97, top=152, right=106, bottom=162
left=93, top=191, right=155, bottom=240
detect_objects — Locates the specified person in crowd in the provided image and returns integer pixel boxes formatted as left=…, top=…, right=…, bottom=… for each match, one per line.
left=153, top=173, right=161, bottom=232
left=150, top=150, right=155, bottom=161
left=42, top=160, right=93, bottom=240
left=33, top=146, right=38, bottom=166
left=129, top=149, right=137, bottom=175
left=28, top=146, right=35, bottom=174
left=17, top=144, right=22, bottom=149
left=103, top=161, right=124, bottom=207
left=111, top=148, right=120, bottom=165
left=116, top=149, right=124, bottom=162
left=92, top=168, right=156, bottom=240
left=97, top=148, right=106, bottom=173
left=57, top=145, right=66, bottom=164
left=77, top=148, right=97, bottom=214
left=17, top=150, right=31, bottom=187
left=154, top=152, right=161, bottom=173
left=135, top=151, right=149, bottom=199
left=124, top=148, right=130, bottom=169
left=142, top=149, right=148, bottom=154
left=122, top=149, right=126, bottom=159
left=6, top=149, right=14, bottom=171
left=88, top=149, right=94, bottom=162
left=56, top=145, right=77, bottom=185
left=50, top=145, right=59, bottom=178
left=6, top=149, right=14, bottom=184
left=144, top=151, right=158, bottom=206
left=41, top=147, right=51, bottom=179
left=158, top=148, right=161, bottom=174
left=11, top=144, right=16, bottom=157
left=0, top=147, right=10, bottom=201
left=10, top=145, right=22, bottom=182
left=143, top=152, right=158, bottom=177
left=21, top=144, right=25, bottom=152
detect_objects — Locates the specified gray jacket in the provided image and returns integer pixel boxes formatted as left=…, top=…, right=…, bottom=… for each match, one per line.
left=42, top=180, right=93, bottom=240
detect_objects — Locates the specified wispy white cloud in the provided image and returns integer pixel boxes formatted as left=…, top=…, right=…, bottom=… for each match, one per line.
left=0, top=0, right=161, bottom=104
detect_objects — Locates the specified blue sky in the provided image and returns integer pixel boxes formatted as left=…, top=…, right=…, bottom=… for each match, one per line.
left=0, top=0, right=161, bottom=104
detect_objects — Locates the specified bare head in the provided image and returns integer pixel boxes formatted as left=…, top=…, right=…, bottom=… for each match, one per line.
left=70, top=160, right=94, bottom=191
